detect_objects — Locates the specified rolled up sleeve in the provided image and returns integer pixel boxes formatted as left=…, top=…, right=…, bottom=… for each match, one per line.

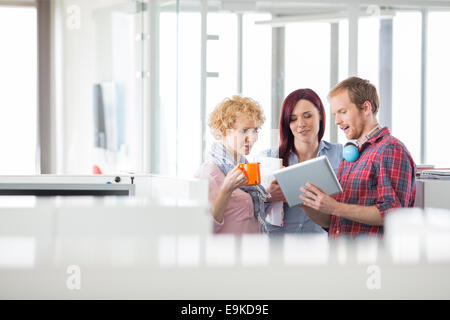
left=374, top=145, right=416, bottom=219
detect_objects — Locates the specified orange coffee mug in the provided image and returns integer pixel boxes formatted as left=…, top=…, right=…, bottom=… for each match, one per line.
left=236, top=162, right=261, bottom=186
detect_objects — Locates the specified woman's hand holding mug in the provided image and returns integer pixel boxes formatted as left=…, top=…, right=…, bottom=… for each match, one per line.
left=222, top=167, right=248, bottom=194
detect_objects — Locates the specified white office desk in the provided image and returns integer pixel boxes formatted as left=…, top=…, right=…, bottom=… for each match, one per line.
left=0, top=183, right=134, bottom=196
left=0, top=175, right=208, bottom=204
left=1, top=237, right=450, bottom=299
left=1, top=202, right=450, bottom=299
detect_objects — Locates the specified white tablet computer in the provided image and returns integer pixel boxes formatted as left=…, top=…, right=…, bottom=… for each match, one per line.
left=273, top=155, right=342, bottom=208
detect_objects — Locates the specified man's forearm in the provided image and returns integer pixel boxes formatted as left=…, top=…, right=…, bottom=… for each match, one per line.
left=334, top=202, right=384, bottom=226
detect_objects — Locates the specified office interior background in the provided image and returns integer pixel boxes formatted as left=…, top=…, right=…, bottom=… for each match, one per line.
left=2, top=0, right=450, bottom=300
left=2, top=0, right=449, bottom=177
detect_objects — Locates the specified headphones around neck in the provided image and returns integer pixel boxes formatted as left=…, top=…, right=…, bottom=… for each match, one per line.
left=343, top=124, right=382, bottom=162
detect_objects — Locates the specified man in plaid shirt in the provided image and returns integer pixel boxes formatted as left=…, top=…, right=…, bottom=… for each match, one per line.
left=300, top=77, right=416, bottom=238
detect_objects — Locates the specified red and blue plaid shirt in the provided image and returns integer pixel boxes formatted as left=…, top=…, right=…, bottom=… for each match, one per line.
left=330, top=127, right=416, bottom=238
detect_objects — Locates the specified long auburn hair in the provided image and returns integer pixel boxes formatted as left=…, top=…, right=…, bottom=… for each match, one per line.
left=279, top=88, right=326, bottom=167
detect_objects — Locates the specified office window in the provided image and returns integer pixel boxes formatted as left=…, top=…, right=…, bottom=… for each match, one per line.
left=338, top=20, right=349, bottom=84
left=426, top=12, right=450, bottom=166
left=177, top=12, right=202, bottom=177
left=160, top=10, right=202, bottom=178
left=159, top=11, right=178, bottom=176
left=242, top=13, right=272, bottom=157
left=337, top=20, right=349, bottom=144
left=161, top=11, right=272, bottom=177
left=204, top=13, right=273, bottom=161
left=337, top=17, right=380, bottom=83
left=358, top=17, right=380, bottom=89
left=0, top=6, right=37, bottom=174
left=285, top=22, right=331, bottom=142
left=392, top=12, right=422, bottom=164
left=337, top=17, right=380, bottom=145
left=204, top=13, right=238, bottom=161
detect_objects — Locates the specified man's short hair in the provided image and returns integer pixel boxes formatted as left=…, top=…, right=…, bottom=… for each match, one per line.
left=328, top=76, right=379, bottom=114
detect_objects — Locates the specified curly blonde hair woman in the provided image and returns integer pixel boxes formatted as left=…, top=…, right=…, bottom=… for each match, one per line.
left=195, top=95, right=270, bottom=234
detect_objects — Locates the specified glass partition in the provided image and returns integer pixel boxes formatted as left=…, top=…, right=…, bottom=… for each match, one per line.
left=59, top=0, right=147, bottom=174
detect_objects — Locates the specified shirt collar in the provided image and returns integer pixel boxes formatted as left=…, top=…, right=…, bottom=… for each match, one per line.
left=289, top=140, right=328, bottom=158
left=318, top=140, right=330, bottom=153
left=363, top=126, right=390, bottom=148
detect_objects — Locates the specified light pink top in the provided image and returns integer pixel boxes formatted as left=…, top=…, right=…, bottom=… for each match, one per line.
left=196, top=161, right=260, bottom=235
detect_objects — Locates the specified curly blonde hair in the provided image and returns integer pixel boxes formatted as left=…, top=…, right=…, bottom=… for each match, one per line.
left=208, top=95, right=265, bottom=139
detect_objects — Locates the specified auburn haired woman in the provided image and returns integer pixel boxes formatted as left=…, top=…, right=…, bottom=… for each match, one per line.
left=263, top=88, right=343, bottom=234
